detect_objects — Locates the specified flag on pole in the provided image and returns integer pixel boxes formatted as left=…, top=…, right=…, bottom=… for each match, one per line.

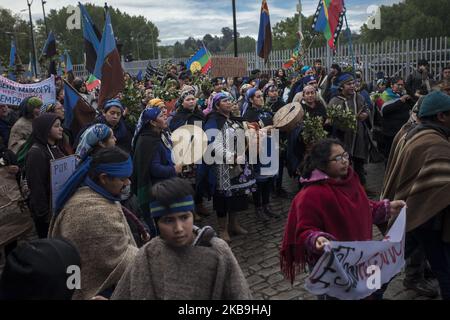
left=282, top=44, right=301, bottom=69
left=79, top=2, right=102, bottom=74
left=85, top=74, right=101, bottom=92
left=8, top=40, right=17, bottom=80
left=185, top=45, right=212, bottom=74
left=311, top=0, right=346, bottom=50
left=41, top=31, right=57, bottom=76
left=63, top=80, right=96, bottom=136
left=65, top=50, right=74, bottom=82
left=93, top=10, right=124, bottom=108
left=257, top=0, right=272, bottom=63
left=41, top=31, right=57, bottom=58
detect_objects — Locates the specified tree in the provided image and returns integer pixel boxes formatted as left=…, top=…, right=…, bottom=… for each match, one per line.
left=224, top=36, right=255, bottom=54
left=0, top=9, right=32, bottom=68
left=31, top=4, right=160, bottom=64
left=359, top=0, right=449, bottom=42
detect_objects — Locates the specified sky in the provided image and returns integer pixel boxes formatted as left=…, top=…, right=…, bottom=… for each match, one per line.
left=1, top=0, right=401, bottom=45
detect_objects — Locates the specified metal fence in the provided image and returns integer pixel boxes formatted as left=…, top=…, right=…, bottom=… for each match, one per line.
left=73, top=37, right=450, bottom=85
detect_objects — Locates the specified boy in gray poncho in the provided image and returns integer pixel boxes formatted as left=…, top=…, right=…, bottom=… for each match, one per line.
left=112, top=177, right=252, bottom=300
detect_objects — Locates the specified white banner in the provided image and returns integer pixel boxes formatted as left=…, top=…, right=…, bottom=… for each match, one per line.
left=50, top=155, right=77, bottom=214
left=305, top=207, right=406, bottom=300
left=0, top=75, right=56, bottom=106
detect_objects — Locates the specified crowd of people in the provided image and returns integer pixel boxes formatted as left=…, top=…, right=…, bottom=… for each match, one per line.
left=0, top=57, right=449, bottom=300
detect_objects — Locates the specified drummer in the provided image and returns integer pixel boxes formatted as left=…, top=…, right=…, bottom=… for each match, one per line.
left=242, top=88, right=279, bottom=221
left=264, top=83, right=289, bottom=197
left=168, top=86, right=209, bottom=219
left=131, top=107, right=182, bottom=236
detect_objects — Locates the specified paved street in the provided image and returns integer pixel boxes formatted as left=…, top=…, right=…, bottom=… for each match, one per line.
left=197, top=163, right=439, bottom=300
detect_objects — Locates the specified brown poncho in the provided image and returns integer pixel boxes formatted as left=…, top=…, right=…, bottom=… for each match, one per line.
left=382, top=127, right=450, bottom=240
left=111, top=237, right=252, bottom=300
left=48, top=187, right=138, bottom=300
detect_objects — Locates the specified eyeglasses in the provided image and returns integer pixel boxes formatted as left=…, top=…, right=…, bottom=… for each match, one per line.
left=329, top=152, right=350, bottom=163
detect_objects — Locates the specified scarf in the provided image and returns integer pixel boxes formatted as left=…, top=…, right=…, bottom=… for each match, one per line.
left=75, top=124, right=110, bottom=160
left=132, top=108, right=161, bottom=150
left=54, top=156, right=133, bottom=217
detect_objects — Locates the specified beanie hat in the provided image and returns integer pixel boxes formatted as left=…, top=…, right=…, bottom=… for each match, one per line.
left=418, top=91, right=450, bottom=118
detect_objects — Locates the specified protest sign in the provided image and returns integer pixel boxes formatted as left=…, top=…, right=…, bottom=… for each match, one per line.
left=305, top=207, right=406, bottom=300
left=50, top=155, right=77, bottom=213
left=0, top=75, right=56, bottom=106
left=211, top=57, right=248, bottom=78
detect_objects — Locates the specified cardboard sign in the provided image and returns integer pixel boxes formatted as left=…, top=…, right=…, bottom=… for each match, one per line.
left=305, top=207, right=406, bottom=300
left=211, top=57, right=248, bottom=78
left=50, top=155, right=77, bottom=213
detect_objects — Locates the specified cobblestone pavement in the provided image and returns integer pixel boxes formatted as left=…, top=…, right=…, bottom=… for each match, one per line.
left=197, top=163, right=440, bottom=300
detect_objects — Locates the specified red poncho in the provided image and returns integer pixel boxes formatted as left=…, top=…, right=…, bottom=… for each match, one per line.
left=280, top=167, right=386, bottom=284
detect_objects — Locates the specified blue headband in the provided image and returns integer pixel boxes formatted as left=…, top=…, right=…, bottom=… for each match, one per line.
left=54, top=156, right=132, bottom=217
left=150, top=195, right=195, bottom=218
left=93, top=157, right=133, bottom=177
left=337, top=73, right=355, bottom=88
left=104, top=99, right=124, bottom=112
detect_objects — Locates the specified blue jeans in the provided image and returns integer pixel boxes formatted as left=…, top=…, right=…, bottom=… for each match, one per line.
left=406, top=215, right=450, bottom=300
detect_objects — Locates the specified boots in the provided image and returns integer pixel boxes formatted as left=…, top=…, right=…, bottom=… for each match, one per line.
left=229, top=213, right=248, bottom=235
left=217, top=216, right=231, bottom=242
left=255, top=207, right=270, bottom=221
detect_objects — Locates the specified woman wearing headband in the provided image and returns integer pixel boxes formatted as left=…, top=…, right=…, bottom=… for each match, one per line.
left=131, top=107, right=181, bottom=237
left=198, top=92, right=255, bottom=242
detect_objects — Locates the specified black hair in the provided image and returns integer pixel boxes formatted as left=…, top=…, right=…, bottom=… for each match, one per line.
left=87, top=146, right=128, bottom=183
left=301, top=138, right=345, bottom=179
left=314, top=59, right=322, bottom=64
left=443, top=65, right=450, bottom=72
left=150, top=177, right=194, bottom=207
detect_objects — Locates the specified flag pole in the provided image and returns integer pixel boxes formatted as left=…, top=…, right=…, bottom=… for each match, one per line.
left=343, top=12, right=356, bottom=76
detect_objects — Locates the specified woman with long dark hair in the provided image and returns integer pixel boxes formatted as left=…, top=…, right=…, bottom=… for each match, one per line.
left=280, top=138, right=406, bottom=299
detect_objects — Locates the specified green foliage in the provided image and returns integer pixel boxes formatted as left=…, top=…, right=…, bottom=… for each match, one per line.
left=326, top=104, right=357, bottom=132
left=301, top=114, right=328, bottom=146
left=359, top=0, right=450, bottom=43
left=32, top=4, right=159, bottom=64
left=121, top=78, right=143, bottom=127
left=0, top=8, right=31, bottom=67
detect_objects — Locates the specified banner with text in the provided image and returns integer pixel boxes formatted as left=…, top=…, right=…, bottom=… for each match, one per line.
left=0, top=75, right=56, bottom=106
left=305, top=207, right=406, bottom=300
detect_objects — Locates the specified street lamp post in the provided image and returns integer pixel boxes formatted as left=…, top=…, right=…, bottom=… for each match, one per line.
left=27, top=0, right=38, bottom=77
left=232, top=0, right=238, bottom=57
left=41, top=0, right=48, bottom=36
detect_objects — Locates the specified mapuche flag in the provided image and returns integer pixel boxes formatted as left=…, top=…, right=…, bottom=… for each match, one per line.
left=79, top=2, right=102, bottom=74
left=186, top=46, right=211, bottom=74
left=93, top=10, right=124, bottom=109
left=257, top=0, right=272, bottom=63
left=311, top=0, right=346, bottom=50
left=63, top=80, right=96, bottom=137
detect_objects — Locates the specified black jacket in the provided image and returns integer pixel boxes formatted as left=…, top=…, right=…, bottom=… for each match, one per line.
left=25, top=114, right=65, bottom=220
left=382, top=99, right=414, bottom=137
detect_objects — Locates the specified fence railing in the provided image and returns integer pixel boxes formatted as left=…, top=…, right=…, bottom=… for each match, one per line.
left=73, top=37, right=450, bottom=85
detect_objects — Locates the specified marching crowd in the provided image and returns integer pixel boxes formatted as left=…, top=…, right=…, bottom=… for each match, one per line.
left=0, top=58, right=449, bottom=300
